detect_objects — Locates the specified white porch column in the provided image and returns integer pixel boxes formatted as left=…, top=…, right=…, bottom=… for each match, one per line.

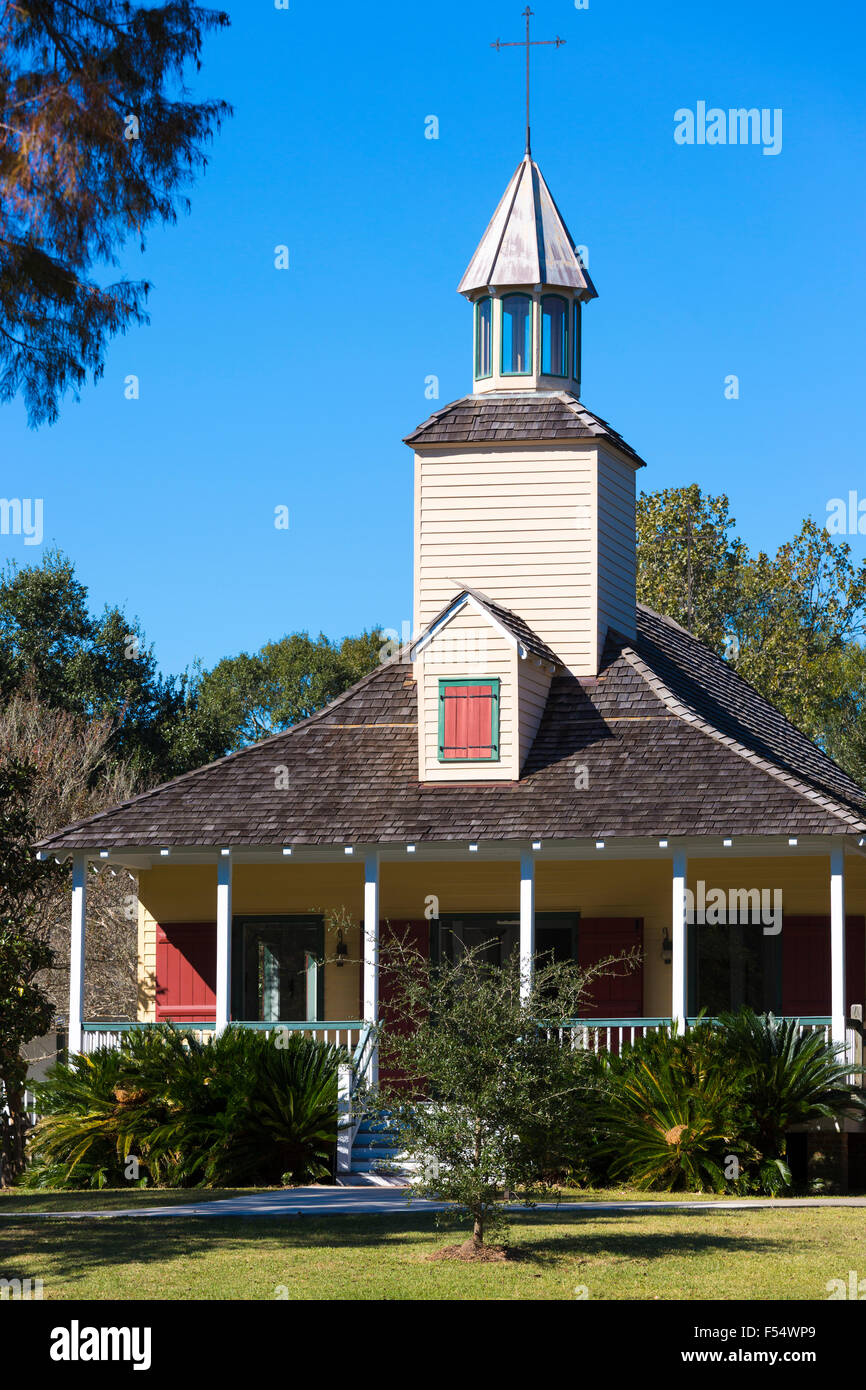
left=830, top=842, right=847, bottom=1047
left=363, top=850, right=380, bottom=1024
left=215, top=852, right=233, bottom=1035
left=363, top=850, right=380, bottom=1088
left=68, top=852, right=87, bottom=1055
left=671, top=850, right=688, bottom=1032
left=519, top=850, right=536, bottom=1003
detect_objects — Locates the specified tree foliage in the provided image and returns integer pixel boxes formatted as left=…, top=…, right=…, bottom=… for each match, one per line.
left=369, top=933, right=630, bottom=1250
left=0, top=0, right=231, bottom=425
left=0, top=692, right=140, bottom=1020
left=0, top=757, right=61, bottom=1181
left=0, top=550, right=191, bottom=778
left=0, top=550, right=384, bottom=778
left=195, top=629, right=384, bottom=746
left=637, top=484, right=866, bottom=783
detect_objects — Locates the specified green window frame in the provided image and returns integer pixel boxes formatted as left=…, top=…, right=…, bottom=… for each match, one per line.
left=541, top=295, right=569, bottom=377
left=474, top=297, right=493, bottom=380
left=500, top=294, right=533, bottom=376
left=438, top=678, right=500, bottom=763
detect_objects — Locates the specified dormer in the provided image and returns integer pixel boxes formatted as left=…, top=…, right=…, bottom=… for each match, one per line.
left=457, top=154, right=597, bottom=397
left=411, top=588, right=559, bottom=783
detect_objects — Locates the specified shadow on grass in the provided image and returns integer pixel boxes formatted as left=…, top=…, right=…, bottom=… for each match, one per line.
left=0, top=1209, right=788, bottom=1293
left=0, top=1188, right=264, bottom=1213
left=504, top=1214, right=785, bottom=1266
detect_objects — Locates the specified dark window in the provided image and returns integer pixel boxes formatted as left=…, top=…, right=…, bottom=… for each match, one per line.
left=433, top=913, right=579, bottom=965
left=688, top=921, right=782, bottom=1016
left=501, top=294, right=532, bottom=374
left=541, top=296, right=569, bottom=376
left=232, top=916, right=324, bottom=1022
left=475, top=298, right=492, bottom=378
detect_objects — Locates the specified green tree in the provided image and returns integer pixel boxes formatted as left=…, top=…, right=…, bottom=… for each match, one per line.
left=636, top=483, right=747, bottom=648
left=0, top=758, right=61, bottom=1183
left=369, top=934, right=620, bottom=1254
left=0, top=0, right=230, bottom=426
left=0, top=551, right=194, bottom=778
left=637, top=485, right=866, bottom=783
left=733, top=519, right=866, bottom=743
left=1, top=551, right=385, bottom=775
left=194, top=629, right=384, bottom=746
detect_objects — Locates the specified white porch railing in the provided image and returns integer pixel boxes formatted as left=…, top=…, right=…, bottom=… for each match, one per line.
left=80, top=1020, right=365, bottom=1054
left=337, top=1023, right=376, bottom=1174
left=549, top=1015, right=860, bottom=1068
left=547, top=1017, right=670, bottom=1052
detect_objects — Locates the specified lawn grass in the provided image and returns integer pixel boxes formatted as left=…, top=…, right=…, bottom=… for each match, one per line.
left=3, top=1206, right=865, bottom=1300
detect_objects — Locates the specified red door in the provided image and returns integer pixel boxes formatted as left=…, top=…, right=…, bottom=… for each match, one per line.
left=577, top=919, right=644, bottom=1018
left=782, top=916, right=865, bottom=1016
left=155, top=922, right=217, bottom=1022
left=376, top=919, right=430, bottom=1015
left=376, top=920, right=430, bottom=1088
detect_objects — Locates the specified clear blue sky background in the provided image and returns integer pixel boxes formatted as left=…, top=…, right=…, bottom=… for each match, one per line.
left=3, top=0, right=864, bottom=677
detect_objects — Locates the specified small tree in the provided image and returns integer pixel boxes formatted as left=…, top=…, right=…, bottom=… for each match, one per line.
left=369, top=932, right=630, bottom=1255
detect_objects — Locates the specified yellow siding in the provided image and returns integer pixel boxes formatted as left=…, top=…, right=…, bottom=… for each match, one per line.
left=136, top=855, right=866, bottom=1024
left=137, top=864, right=366, bottom=1023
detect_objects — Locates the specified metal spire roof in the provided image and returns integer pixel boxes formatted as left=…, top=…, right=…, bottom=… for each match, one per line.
left=457, top=154, right=598, bottom=298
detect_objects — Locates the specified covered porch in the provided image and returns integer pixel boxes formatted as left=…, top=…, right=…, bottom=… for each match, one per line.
left=52, top=833, right=866, bottom=1071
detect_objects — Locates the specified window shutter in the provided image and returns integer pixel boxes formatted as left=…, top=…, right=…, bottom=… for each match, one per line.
left=439, top=682, right=498, bottom=760
left=155, top=923, right=217, bottom=1022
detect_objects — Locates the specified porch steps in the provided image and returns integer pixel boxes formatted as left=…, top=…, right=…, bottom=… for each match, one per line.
left=339, top=1113, right=413, bottom=1186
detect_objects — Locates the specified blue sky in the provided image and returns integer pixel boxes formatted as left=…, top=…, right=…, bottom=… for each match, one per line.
left=3, top=0, right=865, bottom=677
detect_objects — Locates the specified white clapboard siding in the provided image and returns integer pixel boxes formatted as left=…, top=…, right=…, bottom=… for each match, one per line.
left=596, top=448, right=638, bottom=655
left=414, top=443, right=638, bottom=677
left=517, top=658, right=553, bottom=769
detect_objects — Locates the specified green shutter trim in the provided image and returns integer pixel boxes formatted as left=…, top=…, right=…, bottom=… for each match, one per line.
left=438, top=678, right=501, bottom=763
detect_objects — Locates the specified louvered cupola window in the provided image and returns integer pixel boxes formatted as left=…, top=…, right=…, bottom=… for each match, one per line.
left=475, top=297, right=492, bottom=379
left=438, top=679, right=500, bottom=762
left=501, top=294, right=532, bottom=375
left=541, top=295, right=569, bottom=377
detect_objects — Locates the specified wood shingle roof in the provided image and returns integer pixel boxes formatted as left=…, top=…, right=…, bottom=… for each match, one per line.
left=36, top=608, right=866, bottom=851
left=404, top=391, right=646, bottom=467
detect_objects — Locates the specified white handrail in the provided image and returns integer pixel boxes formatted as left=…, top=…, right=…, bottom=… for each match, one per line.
left=336, top=1023, right=376, bottom=1174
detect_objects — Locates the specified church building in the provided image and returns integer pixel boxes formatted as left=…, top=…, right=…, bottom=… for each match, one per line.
left=37, top=142, right=866, bottom=1182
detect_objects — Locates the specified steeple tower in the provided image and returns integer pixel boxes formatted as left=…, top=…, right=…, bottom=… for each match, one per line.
left=458, top=155, right=596, bottom=396
left=407, top=148, right=645, bottom=702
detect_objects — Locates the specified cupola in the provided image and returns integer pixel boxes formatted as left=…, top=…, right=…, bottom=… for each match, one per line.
left=458, top=154, right=597, bottom=396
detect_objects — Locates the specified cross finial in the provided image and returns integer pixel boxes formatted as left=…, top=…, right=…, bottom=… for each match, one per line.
left=491, top=6, right=566, bottom=157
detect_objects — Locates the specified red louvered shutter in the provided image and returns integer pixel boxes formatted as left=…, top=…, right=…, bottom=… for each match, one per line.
left=467, top=684, right=492, bottom=758
left=441, top=683, right=496, bottom=760
left=155, top=923, right=217, bottom=1022
left=443, top=683, right=463, bottom=758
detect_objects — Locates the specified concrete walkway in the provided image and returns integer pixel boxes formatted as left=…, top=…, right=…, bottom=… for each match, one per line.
left=7, top=1189, right=866, bottom=1220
